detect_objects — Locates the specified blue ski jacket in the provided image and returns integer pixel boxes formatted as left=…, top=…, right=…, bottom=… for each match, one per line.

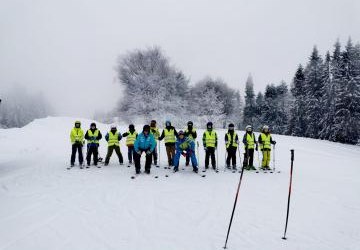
left=134, top=132, right=156, bottom=152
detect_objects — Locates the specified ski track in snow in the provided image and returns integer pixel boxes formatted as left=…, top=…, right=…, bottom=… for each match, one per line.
left=0, top=117, right=359, bottom=250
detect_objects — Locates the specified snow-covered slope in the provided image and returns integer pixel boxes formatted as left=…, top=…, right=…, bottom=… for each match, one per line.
left=0, top=117, right=359, bottom=250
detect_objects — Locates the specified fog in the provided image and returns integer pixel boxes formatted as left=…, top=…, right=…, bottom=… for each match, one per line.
left=1, top=0, right=359, bottom=118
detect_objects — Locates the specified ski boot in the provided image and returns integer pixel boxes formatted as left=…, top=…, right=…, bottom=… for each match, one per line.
left=193, top=166, right=198, bottom=173
left=226, top=165, right=232, bottom=170
left=232, top=165, right=237, bottom=171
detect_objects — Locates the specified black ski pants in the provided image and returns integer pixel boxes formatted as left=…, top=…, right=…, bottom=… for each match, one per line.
left=134, top=149, right=152, bottom=172
left=87, top=145, right=99, bottom=165
left=243, top=148, right=254, bottom=167
left=205, top=147, right=216, bottom=169
left=226, top=146, right=237, bottom=166
left=71, top=143, right=83, bottom=165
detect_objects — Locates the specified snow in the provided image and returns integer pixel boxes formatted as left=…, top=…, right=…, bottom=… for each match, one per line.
left=0, top=117, right=359, bottom=250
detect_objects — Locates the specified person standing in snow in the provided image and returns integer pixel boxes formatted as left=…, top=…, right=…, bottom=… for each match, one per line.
left=242, top=125, right=258, bottom=170
left=173, top=130, right=198, bottom=173
left=150, top=120, right=160, bottom=166
left=158, top=120, right=178, bottom=167
left=225, top=123, right=239, bottom=170
left=70, top=120, right=84, bottom=167
left=184, top=121, right=197, bottom=166
left=85, top=122, right=102, bottom=166
left=133, top=125, right=157, bottom=174
left=202, top=122, right=217, bottom=170
left=258, top=125, right=276, bottom=170
left=122, top=124, right=138, bottom=164
left=104, top=125, right=124, bottom=166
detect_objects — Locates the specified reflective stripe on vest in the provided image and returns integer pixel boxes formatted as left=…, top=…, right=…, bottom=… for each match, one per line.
left=164, top=129, right=176, bottom=143
left=185, top=128, right=196, bottom=140
left=87, top=129, right=99, bottom=144
left=126, top=131, right=137, bottom=146
left=226, top=133, right=238, bottom=148
left=260, top=133, right=271, bottom=150
left=204, top=131, right=216, bottom=148
left=245, top=133, right=255, bottom=149
left=108, top=131, right=119, bottom=147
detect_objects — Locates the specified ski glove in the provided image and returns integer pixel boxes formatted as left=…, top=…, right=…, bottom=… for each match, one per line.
left=136, top=151, right=142, bottom=155
left=204, top=147, right=207, bottom=152
left=273, top=141, right=277, bottom=145
left=255, top=145, right=258, bottom=151
left=146, top=150, right=152, bottom=155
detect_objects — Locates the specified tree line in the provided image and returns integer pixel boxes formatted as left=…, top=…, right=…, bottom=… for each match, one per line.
left=116, top=40, right=360, bottom=145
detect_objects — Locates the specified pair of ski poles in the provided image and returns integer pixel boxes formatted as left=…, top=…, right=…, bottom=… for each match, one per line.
left=223, top=148, right=294, bottom=249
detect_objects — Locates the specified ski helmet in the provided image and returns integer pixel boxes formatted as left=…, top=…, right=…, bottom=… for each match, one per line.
left=143, top=124, right=150, bottom=132
left=263, top=125, right=269, bottom=131
left=165, top=120, right=171, bottom=127
left=245, top=125, right=252, bottom=131
left=207, top=122, right=213, bottom=129
left=74, top=121, right=81, bottom=127
left=228, top=123, right=235, bottom=130
left=178, top=130, right=185, bottom=136
left=110, top=124, right=117, bottom=130
left=90, top=122, right=96, bottom=128
left=187, top=121, right=193, bottom=126
left=129, top=124, right=135, bottom=130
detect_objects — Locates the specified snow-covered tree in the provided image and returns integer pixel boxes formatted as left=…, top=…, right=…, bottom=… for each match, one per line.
left=331, top=39, right=360, bottom=144
left=287, top=65, right=307, bottom=136
left=0, top=86, right=51, bottom=128
left=242, top=74, right=256, bottom=128
left=303, top=46, right=325, bottom=138
left=116, top=46, right=189, bottom=122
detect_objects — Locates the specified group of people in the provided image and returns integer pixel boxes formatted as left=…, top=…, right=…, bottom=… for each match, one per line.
left=69, top=120, right=276, bottom=174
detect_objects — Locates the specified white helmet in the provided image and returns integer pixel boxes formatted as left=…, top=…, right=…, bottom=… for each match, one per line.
left=263, top=125, right=269, bottom=131
left=245, top=125, right=252, bottom=131
left=110, top=124, right=117, bottom=130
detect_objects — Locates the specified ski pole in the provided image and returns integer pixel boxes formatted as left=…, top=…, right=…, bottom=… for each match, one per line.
left=282, top=149, right=295, bottom=240
left=257, top=149, right=261, bottom=169
left=224, top=147, right=228, bottom=172
left=197, top=141, right=200, bottom=168
left=216, top=147, right=219, bottom=170
left=223, top=158, right=247, bottom=249
left=273, top=144, right=276, bottom=171
left=237, top=145, right=242, bottom=167
left=158, top=140, right=161, bottom=166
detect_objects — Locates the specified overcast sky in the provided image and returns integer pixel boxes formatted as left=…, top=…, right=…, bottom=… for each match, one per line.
left=1, top=0, right=359, bottom=118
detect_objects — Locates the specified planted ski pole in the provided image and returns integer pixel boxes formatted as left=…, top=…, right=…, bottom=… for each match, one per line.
left=197, top=141, right=200, bottom=168
left=223, top=160, right=246, bottom=249
left=273, top=144, right=276, bottom=171
left=158, top=140, right=161, bottom=167
left=282, top=149, right=295, bottom=240
left=237, top=145, right=242, bottom=165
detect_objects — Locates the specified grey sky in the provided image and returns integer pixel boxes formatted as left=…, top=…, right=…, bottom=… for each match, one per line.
left=1, top=0, right=359, bottom=118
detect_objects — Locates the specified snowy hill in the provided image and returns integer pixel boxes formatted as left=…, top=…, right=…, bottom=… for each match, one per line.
left=0, top=117, right=359, bottom=250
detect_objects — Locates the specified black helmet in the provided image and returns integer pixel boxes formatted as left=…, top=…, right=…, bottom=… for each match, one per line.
left=228, top=123, right=235, bottom=128
left=143, top=124, right=150, bottom=132
left=129, top=124, right=135, bottom=130
left=165, top=120, right=171, bottom=127
left=207, top=122, right=213, bottom=129
left=178, top=130, right=185, bottom=136
left=90, top=122, right=96, bottom=128
left=187, top=121, right=193, bottom=126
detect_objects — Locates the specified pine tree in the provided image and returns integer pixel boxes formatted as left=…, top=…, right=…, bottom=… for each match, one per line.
left=287, top=65, right=307, bottom=136
left=242, top=74, right=256, bottom=127
left=331, top=39, right=360, bottom=144
left=303, top=46, right=325, bottom=138
left=319, top=51, right=335, bottom=140
left=253, top=92, right=264, bottom=131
